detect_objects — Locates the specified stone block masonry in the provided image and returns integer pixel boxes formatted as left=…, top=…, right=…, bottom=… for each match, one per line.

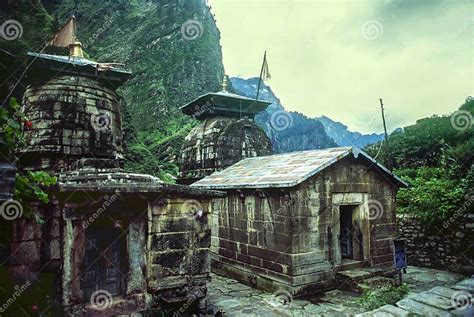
left=397, top=212, right=474, bottom=273
left=20, top=76, right=123, bottom=172
left=196, top=150, right=407, bottom=296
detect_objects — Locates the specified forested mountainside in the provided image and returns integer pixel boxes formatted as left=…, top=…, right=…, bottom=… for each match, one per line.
left=316, top=115, right=384, bottom=148
left=0, top=0, right=224, bottom=180
left=365, top=97, right=474, bottom=225
left=230, top=77, right=337, bottom=153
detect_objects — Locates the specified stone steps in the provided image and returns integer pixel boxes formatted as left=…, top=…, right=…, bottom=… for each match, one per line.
left=355, top=277, right=474, bottom=317
left=336, top=267, right=388, bottom=292
left=337, top=259, right=366, bottom=271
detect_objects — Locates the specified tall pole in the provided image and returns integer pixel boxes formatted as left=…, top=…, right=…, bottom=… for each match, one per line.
left=1, top=44, right=48, bottom=108
left=380, top=98, right=391, bottom=169
left=255, top=50, right=266, bottom=100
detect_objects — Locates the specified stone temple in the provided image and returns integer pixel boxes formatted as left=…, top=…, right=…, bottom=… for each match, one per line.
left=1, top=42, right=411, bottom=316
left=6, top=43, right=224, bottom=316
left=192, top=147, right=408, bottom=295
left=178, top=78, right=273, bottom=185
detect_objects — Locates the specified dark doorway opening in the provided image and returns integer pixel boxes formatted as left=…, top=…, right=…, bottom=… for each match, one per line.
left=82, top=224, right=127, bottom=300
left=340, top=205, right=356, bottom=259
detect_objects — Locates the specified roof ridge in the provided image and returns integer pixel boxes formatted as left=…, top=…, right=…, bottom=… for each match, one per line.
left=238, top=146, right=354, bottom=160
left=191, top=146, right=408, bottom=189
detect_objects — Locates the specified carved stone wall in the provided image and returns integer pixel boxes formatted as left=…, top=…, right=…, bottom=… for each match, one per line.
left=10, top=201, right=62, bottom=276
left=210, top=157, right=400, bottom=295
left=179, top=116, right=272, bottom=183
left=20, top=76, right=123, bottom=172
left=148, top=197, right=212, bottom=306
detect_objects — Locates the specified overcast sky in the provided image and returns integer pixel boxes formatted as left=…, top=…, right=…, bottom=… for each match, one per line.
left=208, top=0, right=473, bottom=134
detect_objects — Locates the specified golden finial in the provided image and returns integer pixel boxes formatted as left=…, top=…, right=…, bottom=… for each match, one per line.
left=69, top=41, right=84, bottom=58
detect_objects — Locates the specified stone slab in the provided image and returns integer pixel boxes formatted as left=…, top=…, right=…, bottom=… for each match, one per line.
left=396, top=298, right=451, bottom=316
left=427, top=286, right=459, bottom=299
left=377, top=304, right=410, bottom=316
left=452, top=278, right=474, bottom=292
left=408, top=291, right=454, bottom=310
left=337, top=268, right=373, bottom=281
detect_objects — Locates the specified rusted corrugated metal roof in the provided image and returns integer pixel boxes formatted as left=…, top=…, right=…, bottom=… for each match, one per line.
left=191, top=147, right=409, bottom=189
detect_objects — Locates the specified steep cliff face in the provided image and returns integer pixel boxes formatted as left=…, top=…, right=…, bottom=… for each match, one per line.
left=46, top=0, right=224, bottom=132
left=230, top=77, right=337, bottom=153
left=316, top=116, right=384, bottom=148
left=1, top=0, right=225, bottom=179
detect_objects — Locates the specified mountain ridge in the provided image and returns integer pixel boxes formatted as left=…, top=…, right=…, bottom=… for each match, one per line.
left=230, top=77, right=384, bottom=150
left=230, top=77, right=337, bottom=153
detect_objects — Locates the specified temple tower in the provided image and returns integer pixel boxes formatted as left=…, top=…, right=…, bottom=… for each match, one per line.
left=178, top=81, right=273, bottom=184
left=19, top=43, right=131, bottom=173
left=8, top=41, right=222, bottom=316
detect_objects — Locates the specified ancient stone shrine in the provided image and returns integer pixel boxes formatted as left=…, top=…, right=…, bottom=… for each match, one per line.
left=192, top=147, right=409, bottom=296
left=7, top=43, right=224, bottom=316
left=178, top=79, right=273, bottom=185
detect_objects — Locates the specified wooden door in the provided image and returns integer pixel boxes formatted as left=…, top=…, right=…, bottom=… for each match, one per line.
left=340, top=206, right=354, bottom=259
left=82, top=226, right=126, bottom=300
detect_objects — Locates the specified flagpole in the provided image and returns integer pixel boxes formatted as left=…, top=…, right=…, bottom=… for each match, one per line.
left=255, top=50, right=266, bottom=100
left=1, top=16, right=76, bottom=107
left=1, top=44, right=48, bottom=108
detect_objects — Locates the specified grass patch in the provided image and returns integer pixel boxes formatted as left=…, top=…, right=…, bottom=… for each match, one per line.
left=357, top=284, right=410, bottom=311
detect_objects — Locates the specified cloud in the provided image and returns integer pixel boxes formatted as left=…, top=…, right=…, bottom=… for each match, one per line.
left=209, top=0, right=473, bottom=133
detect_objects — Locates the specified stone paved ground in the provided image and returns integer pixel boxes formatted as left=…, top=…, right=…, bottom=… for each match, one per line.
left=206, top=266, right=472, bottom=316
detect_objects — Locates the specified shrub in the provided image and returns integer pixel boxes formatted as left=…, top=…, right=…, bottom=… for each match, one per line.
left=357, top=284, right=409, bottom=311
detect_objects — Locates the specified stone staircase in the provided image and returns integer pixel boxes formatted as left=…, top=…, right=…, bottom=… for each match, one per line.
left=336, top=265, right=397, bottom=293
left=355, top=276, right=474, bottom=316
